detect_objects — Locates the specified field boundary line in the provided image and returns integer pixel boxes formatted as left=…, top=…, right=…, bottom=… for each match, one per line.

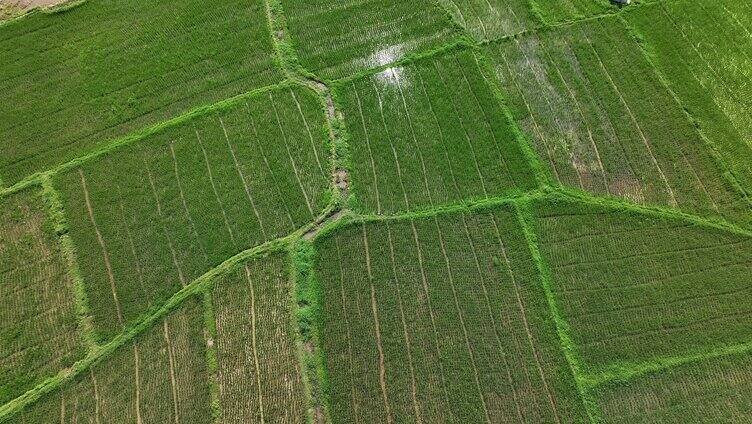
left=428, top=0, right=481, bottom=42
left=619, top=14, right=752, bottom=207
left=0, top=225, right=317, bottom=421
left=201, top=291, right=221, bottom=422
left=265, top=0, right=352, bottom=212
left=39, top=176, right=99, bottom=353
left=489, top=213, right=562, bottom=422
left=264, top=0, right=322, bottom=82
left=291, top=240, right=331, bottom=424
left=550, top=186, right=752, bottom=238
left=316, top=186, right=751, bottom=246
left=260, top=14, right=354, bottom=420
left=0, top=81, right=295, bottom=201
left=514, top=200, right=601, bottom=423
left=311, top=190, right=546, bottom=241
left=586, top=339, right=752, bottom=387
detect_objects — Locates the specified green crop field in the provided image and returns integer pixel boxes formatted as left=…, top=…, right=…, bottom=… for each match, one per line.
left=593, top=351, right=752, bottom=423
left=436, top=0, right=536, bottom=41
left=312, top=206, right=587, bottom=422
left=0, top=189, right=82, bottom=405
left=209, top=252, right=308, bottom=423
left=435, top=0, right=614, bottom=42
left=278, top=0, right=459, bottom=81
left=532, top=0, right=613, bottom=25
left=0, top=0, right=281, bottom=186
left=336, top=48, right=536, bottom=214
left=627, top=0, right=752, bottom=197
left=1, top=0, right=751, bottom=423
left=485, top=16, right=750, bottom=226
left=15, top=298, right=212, bottom=423
left=532, top=197, right=752, bottom=371
left=54, top=84, right=330, bottom=340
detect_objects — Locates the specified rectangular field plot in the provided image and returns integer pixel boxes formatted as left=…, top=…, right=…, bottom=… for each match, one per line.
left=336, top=48, right=536, bottom=215
left=16, top=298, right=212, bottom=424
left=0, top=0, right=282, bottom=186
left=313, top=207, right=587, bottom=423
left=279, top=0, right=457, bottom=80
left=533, top=199, right=752, bottom=371
left=627, top=0, right=752, bottom=196
left=437, top=0, right=537, bottom=41
left=56, top=85, right=330, bottom=340
left=209, top=253, right=307, bottom=423
left=531, top=0, right=612, bottom=25
left=594, top=352, right=752, bottom=423
left=485, top=17, right=750, bottom=225
left=0, top=189, right=82, bottom=405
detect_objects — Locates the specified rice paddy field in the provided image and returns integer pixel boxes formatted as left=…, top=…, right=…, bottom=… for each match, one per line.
left=1, top=0, right=750, bottom=423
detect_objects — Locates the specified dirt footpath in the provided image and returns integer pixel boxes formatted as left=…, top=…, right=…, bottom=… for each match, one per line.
left=0, top=0, right=70, bottom=20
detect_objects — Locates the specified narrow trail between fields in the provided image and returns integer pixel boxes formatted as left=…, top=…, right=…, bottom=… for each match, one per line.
left=265, top=3, right=351, bottom=421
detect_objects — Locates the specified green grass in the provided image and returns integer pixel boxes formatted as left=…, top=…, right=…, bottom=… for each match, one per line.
left=0, top=0, right=282, bottom=186
left=312, top=205, right=588, bottom=423
left=278, top=0, right=459, bottom=80
left=626, top=0, right=752, bottom=197
left=0, top=188, right=83, bottom=405
left=485, top=16, right=750, bottom=226
left=54, top=84, right=331, bottom=340
left=208, top=252, right=308, bottom=423
left=531, top=197, right=752, bottom=373
left=15, top=297, right=212, bottom=423
left=334, top=47, right=536, bottom=215
left=593, top=351, right=752, bottom=423
left=436, top=0, right=538, bottom=41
